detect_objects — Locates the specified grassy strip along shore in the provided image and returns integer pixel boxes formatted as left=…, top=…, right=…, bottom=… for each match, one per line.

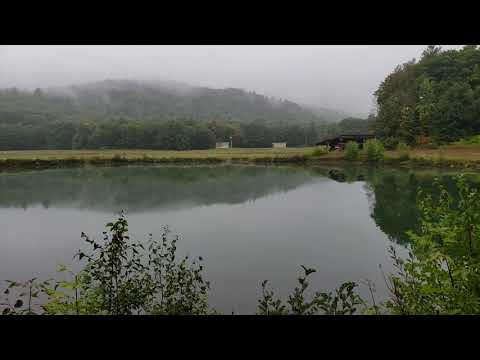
left=1, top=146, right=480, bottom=170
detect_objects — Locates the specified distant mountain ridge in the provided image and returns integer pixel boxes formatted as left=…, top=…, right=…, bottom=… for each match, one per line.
left=0, top=79, right=367, bottom=151
left=34, top=79, right=347, bottom=123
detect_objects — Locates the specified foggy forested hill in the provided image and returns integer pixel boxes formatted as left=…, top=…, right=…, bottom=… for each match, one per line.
left=302, top=104, right=352, bottom=123
left=0, top=79, right=368, bottom=150
left=0, top=79, right=339, bottom=124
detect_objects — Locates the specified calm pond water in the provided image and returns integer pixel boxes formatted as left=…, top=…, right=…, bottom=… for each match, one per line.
left=0, top=164, right=476, bottom=313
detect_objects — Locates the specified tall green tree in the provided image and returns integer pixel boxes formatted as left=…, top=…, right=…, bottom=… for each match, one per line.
left=375, top=45, right=480, bottom=145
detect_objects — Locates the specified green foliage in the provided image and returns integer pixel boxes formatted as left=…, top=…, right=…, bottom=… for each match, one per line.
left=77, top=213, right=210, bottom=315
left=396, top=142, right=410, bottom=160
left=344, top=141, right=360, bottom=160
left=454, top=135, right=480, bottom=146
left=0, top=116, right=334, bottom=151
left=1, top=213, right=365, bottom=316
left=375, top=45, right=480, bottom=144
left=382, top=175, right=480, bottom=314
left=311, top=145, right=329, bottom=157
left=337, top=117, right=373, bottom=134
left=383, top=137, right=399, bottom=150
left=146, top=228, right=210, bottom=315
left=41, top=265, right=102, bottom=315
left=1, top=278, right=45, bottom=315
left=76, top=213, right=153, bottom=314
left=363, top=139, right=385, bottom=162
left=1, top=213, right=211, bottom=315
left=396, top=142, right=410, bottom=152
left=257, top=266, right=364, bottom=315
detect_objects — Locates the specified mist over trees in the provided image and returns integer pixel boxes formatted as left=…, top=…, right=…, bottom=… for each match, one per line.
left=374, top=45, right=480, bottom=146
left=0, top=80, right=326, bottom=124
left=0, top=80, right=370, bottom=150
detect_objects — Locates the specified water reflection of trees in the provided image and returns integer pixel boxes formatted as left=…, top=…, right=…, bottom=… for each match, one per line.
left=365, top=171, right=422, bottom=245
left=1, top=164, right=477, bottom=246
left=0, top=166, right=318, bottom=212
left=321, top=166, right=480, bottom=246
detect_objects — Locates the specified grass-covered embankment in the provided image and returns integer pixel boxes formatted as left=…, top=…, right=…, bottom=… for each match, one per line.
left=310, top=144, right=480, bottom=170
left=0, top=148, right=316, bottom=170
left=2, top=144, right=480, bottom=170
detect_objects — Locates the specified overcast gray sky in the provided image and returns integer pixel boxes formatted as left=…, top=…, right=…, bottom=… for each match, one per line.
left=0, top=45, right=463, bottom=116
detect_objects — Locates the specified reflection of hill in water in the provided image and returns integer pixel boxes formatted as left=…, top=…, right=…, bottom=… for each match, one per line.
left=0, top=166, right=320, bottom=212
left=2, top=164, right=478, bottom=246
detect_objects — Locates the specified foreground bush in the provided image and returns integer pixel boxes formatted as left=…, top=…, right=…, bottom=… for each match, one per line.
left=1, top=213, right=363, bottom=315
left=258, top=175, right=480, bottom=315
left=1, top=213, right=211, bottom=315
left=364, top=139, right=385, bottom=162
left=396, top=142, right=410, bottom=153
left=311, top=145, right=329, bottom=157
left=454, top=135, right=480, bottom=146
left=344, top=141, right=360, bottom=160
left=383, top=137, right=400, bottom=150
left=382, top=175, right=480, bottom=314
left=395, top=142, right=410, bottom=160
left=258, top=266, right=363, bottom=315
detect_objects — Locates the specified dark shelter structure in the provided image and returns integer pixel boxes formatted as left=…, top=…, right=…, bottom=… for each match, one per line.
left=316, top=134, right=375, bottom=151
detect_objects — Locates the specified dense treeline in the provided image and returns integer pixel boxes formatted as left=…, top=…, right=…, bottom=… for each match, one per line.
left=374, top=45, right=480, bottom=147
left=0, top=80, right=372, bottom=150
left=0, top=117, right=340, bottom=150
left=0, top=116, right=371, bottom=151
left=335, top=116, right=374, bottom=135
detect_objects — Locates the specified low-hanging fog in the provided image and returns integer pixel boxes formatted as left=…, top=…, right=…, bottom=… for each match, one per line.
left=0, top=45, right=463, bottom=116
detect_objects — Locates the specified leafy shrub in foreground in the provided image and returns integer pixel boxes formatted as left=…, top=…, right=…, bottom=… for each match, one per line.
left=257, top=266, right=364, bottom=315
left=1, top=214, right=365, bottom=315
left=454, top=135, right=480, bottom=146
left=364, top=139, right=384, bottom=162
left=2, top=213, right=211, bottom=315
left=382, top=175, right=480, bottom=314
left=396, top=142, right=410, bottom=160
left=344, top=141, right=359, bottom=160
left=311, top=145, right=329, bottom=157
left=383, top=137, right=400, bottom=150
left=396, top=142, right=410, bottom=152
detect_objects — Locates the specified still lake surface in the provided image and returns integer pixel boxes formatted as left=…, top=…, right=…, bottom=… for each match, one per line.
left=0, top=164, right=474, bottom=313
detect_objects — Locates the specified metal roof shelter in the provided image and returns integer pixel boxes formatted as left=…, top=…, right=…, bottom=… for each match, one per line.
left=316, top=134, right=375, bottom=150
